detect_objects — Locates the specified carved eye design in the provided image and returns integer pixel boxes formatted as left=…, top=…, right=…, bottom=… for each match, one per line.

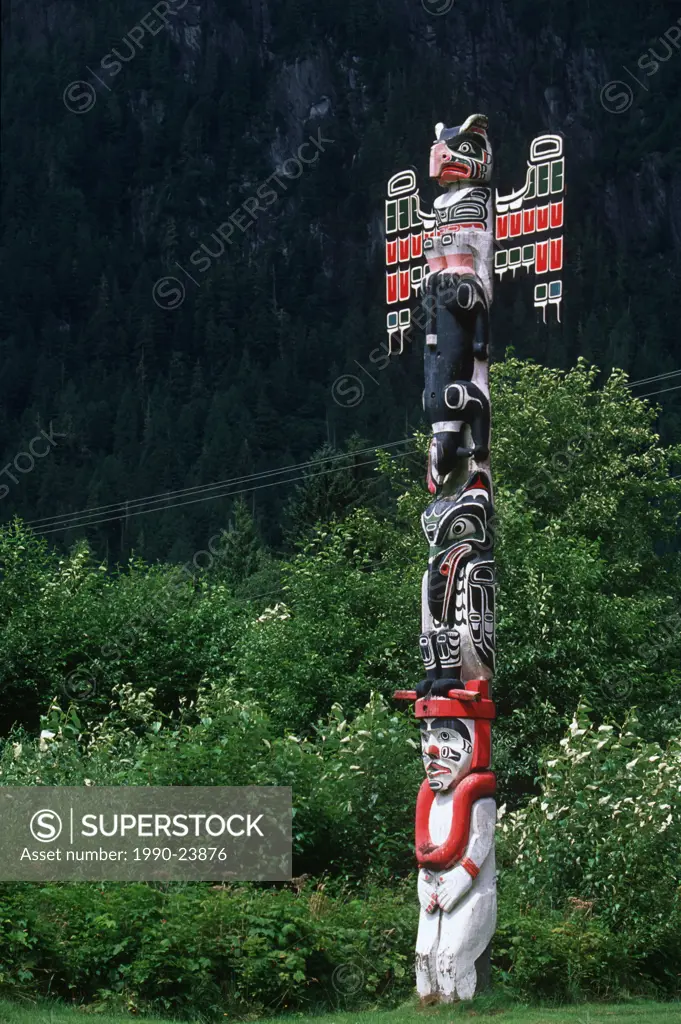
left=447, top=516, right=476, bottom=542
left=439, top=731, right=450, bottom=741
left=458, top=142, right=472, bottom=153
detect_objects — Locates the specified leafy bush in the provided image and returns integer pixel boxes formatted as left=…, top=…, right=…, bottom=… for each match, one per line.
left=0, top=894, right=37, bottom=996
left=494, top=904, right=639, bottom=1001
left=0, top=521, right=250, bottom=735
left=0, top=687, right=421, bottom=879
left=498, top=704, right=681, bottom=994
left=0, top=881, right=416, bottom=1017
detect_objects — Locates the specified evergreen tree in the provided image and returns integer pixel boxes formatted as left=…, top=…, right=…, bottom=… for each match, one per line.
left=217, top=496, right=267, bottom=588
left=283, top=438, right=384, bottom=546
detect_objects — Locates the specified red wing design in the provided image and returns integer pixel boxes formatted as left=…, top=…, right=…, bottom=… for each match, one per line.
left=385, top=171, right=428, bottom=354
left=494, top=134, right=565, bottom=322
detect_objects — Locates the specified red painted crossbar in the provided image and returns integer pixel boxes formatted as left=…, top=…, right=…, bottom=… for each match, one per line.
left=393, top=689, right=480, bottom=701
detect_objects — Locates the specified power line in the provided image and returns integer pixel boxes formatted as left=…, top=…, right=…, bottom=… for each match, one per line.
left=20, top=367, right=681, bottom=538
left=626, top=369, right=681, bottom=389
left=633, top=384, right=681, bottom=400
left=37, top=447, right=418, bottom=536
left=27, top=439, right=414, bottom=532
left=36, top=446, right=419, bottom=537
left=26, top=440, right=413, bottom=536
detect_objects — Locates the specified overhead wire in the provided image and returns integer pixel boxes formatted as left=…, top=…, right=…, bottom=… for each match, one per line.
left=625, top=369, right=681, bottom=388
left=19, top=368, right=681, bottom=537
left=27, top=439, right=413, bottom=530
left=36, top=445, right=420, bottom=537
left=632, top=383, right=681, bottom=400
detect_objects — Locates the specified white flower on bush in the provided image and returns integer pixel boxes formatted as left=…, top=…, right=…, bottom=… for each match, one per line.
left=256, top=602, right=291, bottom=623
left=39, top=730, right=56, bottom=751
left=498, top=701, right=681, bottom=940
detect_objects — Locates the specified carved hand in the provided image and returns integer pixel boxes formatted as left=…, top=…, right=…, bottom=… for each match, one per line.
left=435, top=864, right=473, bottom=912
left=417, top=868, right=439, bottom=914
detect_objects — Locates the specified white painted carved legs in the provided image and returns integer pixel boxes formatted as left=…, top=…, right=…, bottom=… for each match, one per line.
left=415, top=797, right=497, bottom=1002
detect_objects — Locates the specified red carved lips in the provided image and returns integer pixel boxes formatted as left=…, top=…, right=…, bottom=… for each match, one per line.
left=439, top=162, right=473, bottom=182
left=425, top=744, right=460, bottom=777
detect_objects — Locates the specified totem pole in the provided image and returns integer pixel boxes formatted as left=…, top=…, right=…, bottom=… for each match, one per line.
left=386, top=115, right=565, bottom=1002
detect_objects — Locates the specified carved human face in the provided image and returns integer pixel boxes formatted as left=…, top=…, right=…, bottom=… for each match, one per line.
left=420, top=717, right=475, bottom=791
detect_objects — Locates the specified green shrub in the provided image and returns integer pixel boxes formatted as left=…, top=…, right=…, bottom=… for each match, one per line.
left=495, top=904, right=641, bottom=1000
left=498, top=703, right=681, bottom=995
left=0, top=881, right=416, bottom=1017
left=0, top=888, right=38, bottom=995
left=0, top=688, right=421, bottom=880
left=0, top=521, right=249, bottom=735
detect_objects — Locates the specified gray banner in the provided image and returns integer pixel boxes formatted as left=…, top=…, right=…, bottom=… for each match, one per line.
left=0, top=787, right=291, bottom=881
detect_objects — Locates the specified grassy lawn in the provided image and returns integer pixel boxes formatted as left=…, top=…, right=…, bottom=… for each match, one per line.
left=1, top=997, right=679, bottom=1024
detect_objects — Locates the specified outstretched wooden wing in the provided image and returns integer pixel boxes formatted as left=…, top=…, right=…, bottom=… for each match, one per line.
left=494, top=134, right=565, bottom=322
left=384, top=170, right=428, bottom=354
